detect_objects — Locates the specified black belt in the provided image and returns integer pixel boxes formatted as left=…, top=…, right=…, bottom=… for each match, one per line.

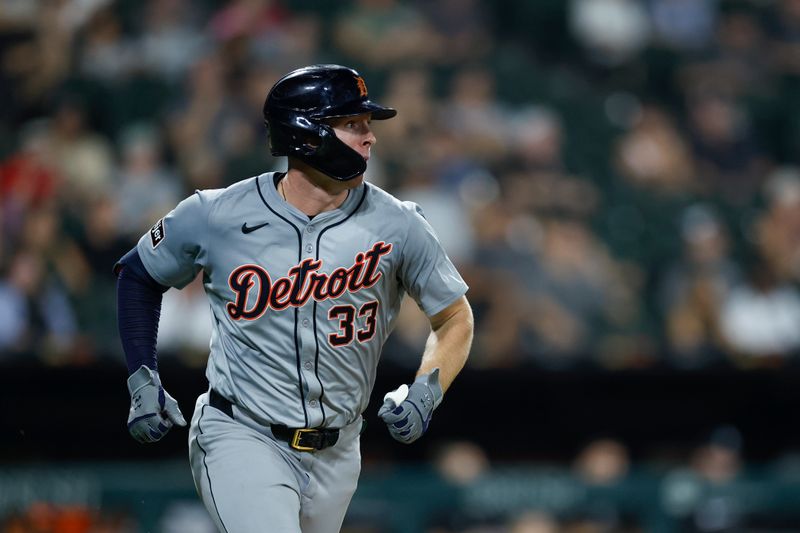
left=208, top=389, right=339, bottom=452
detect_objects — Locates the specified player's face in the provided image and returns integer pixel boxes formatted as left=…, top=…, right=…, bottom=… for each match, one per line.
left=326, top=113, right=376, bottom=165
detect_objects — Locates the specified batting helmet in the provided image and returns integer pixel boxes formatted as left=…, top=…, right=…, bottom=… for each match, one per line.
left=263, top=64, right=397, bottom=181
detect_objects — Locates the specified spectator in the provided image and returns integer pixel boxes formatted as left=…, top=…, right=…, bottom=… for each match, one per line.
left=136, top=0, right=210, bottom=82
left=615, top=104, right=696, bottom=195
left=501, top=105, right=600, bottom=219
left=395, top=163, right=476, bottom=266
left=701, top=6, right=771, bottom=95
left=754, top=167, right=800, bottom=283
left=573, top=438, right=630, bottom=486
left=419, top=0, right=493, bottom=65
left=71, top=193, right=132, bottom=358
left=0, top=247, right=77, bottom=360
left=332, top=0, right=443, bottom=68
left=766, top=0, right=800, bottom=77
left=376, top=67, right=437, bottom=166
left=648, top=0, right=718, bottom=52
left=570, top=0, right=651, bottom=66
left=661, top=426, right=745, bottom=532
left=209, top=0, right=322, bottom=73
left=439, top=66, right=509, bottom=164
left=0, top=119, right=61, bottom=243
left=5, top=1, right=76, bottom=111
left=78, top=6, right=139, bottom=83
left=506, top=106, right=565, bottom=173
left=569, top=438, right=636, bottom=532
left=659, top=204, right=740, bottom=366
left=685, top=91, right=768, bottom=205
left=465, top=200, right=538, bottom=367
left=115, top=122, right=182, bottom=237
left=48, top=96, right=115, bottom=205
left=519, top=216, right=639, bottom=368
left=166, top=52, right=247, bottom=168
left=220, top=63, right=282, bottom=185
left=508, top=511, right=559, bottom=533
left=718, top=255, right=800, bottom=363
left=433, top=440, right=491, bottom=487
left=208, top=0, right=289, bottom=44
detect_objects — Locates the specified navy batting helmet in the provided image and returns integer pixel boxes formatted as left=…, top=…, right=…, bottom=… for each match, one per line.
left=263, top=64, right=397, bottom=181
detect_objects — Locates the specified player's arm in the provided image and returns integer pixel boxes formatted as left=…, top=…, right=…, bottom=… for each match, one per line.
left=114, top=192, right=211, bottom=443
left=380, top=201, right=472, bottom=444
left=417, top=295, right=473, bottom=393
left=115, top=248, right=187, bottom=443
left=379, top=295, right=473, bottom=445
left=115, top=248, right=168, bottom=374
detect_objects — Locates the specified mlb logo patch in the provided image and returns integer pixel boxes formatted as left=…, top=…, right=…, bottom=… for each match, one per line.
left=150, top=219, right=166, bottom=248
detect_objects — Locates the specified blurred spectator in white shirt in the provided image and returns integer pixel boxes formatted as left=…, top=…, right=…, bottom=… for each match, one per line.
left=719, top=256, right=800, bottom=362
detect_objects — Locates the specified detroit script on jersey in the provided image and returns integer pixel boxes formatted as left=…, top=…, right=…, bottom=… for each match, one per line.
left=226, top=241, right=393, bottom=319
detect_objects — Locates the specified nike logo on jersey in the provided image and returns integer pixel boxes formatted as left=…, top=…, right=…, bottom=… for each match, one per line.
left=241, top=221, right=270, bottom=234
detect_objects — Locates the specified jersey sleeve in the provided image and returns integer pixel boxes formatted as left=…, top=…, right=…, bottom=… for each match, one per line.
left=136, top=191, right=210, bottom=289
left=399, top=202, right=469, bottom=316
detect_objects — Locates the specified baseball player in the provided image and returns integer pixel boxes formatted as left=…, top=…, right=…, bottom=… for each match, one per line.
left=115, top=64, right=474, bottom=533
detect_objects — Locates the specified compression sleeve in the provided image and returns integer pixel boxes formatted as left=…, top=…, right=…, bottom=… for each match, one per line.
left=115, top=248, right=170, bottom=375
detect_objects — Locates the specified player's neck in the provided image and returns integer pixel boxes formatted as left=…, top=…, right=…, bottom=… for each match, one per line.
left=282, top=166, right=360, bottom=217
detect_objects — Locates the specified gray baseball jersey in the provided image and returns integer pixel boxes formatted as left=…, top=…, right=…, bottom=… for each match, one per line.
left=137, top=172, right=468, bottom=429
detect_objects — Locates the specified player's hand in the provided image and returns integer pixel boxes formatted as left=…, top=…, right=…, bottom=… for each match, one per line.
left=378, top=369, right=442, bottom=444
left=126, top=365, right=187, bottom=443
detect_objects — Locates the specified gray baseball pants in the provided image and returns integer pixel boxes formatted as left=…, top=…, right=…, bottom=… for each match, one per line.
left=189, top=392, right=362, bottom=533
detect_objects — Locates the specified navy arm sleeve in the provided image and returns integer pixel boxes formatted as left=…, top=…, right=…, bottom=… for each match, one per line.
left=115, top=248, right=170, bottom=375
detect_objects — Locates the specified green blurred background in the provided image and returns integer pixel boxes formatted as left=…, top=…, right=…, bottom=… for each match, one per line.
left=2, top=0, right=800, bottom=531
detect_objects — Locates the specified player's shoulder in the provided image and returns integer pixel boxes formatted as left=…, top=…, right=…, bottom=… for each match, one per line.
left=202, top=174, right=264, bottom=201
left=364, top=182, right=425, bottom=220
left=193, top=173, right=271, bottom=212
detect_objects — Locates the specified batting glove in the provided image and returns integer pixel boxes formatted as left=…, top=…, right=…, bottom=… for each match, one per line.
left=126, top=365, right=186, bottom=443
left=378, top=368, right=443, bottom=444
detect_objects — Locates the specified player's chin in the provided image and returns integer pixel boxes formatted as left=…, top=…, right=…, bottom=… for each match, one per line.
left=353, top=156, right=370, bottom=184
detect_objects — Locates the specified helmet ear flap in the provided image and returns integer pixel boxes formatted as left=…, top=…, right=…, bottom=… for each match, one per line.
left=283, top=121, right=328, bottom=157
left=267, top=112, right=324, bottom=157
left=298, top=122, right=330, bottom=155
left=299, top=139, right=320, bottom=155
left=269, top=118, right=365, bottom=180
left=288, top=115, right=326, bottom=156
left=292, top=123, right=366, bottom=180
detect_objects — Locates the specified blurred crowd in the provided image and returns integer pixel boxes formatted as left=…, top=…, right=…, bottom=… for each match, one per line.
left=6, top=425, right=800, bottom=533
left=1, top=0, right=800, bottom=370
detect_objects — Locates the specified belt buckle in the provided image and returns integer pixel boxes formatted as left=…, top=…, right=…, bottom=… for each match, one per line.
left=290, top=428, right=316, bottom=452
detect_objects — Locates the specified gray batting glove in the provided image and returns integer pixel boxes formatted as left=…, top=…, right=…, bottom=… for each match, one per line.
left=126, top=365, right=187, bottom=443
left=378, top=369, right=443, bottom=444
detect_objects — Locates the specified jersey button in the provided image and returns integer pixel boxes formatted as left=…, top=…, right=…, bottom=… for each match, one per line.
left=302, top=318, right=310, bottom=327
left=308, top=399, right=318, bottom=408
left=305, top=244, right=313, bottom=253
left=306, top=226, right=315, bottom=233
left=304, top=361, right=312, bottom=370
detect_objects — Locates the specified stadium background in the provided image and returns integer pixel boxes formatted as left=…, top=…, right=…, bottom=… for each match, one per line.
left=2, top=0, right=800, bottom=531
